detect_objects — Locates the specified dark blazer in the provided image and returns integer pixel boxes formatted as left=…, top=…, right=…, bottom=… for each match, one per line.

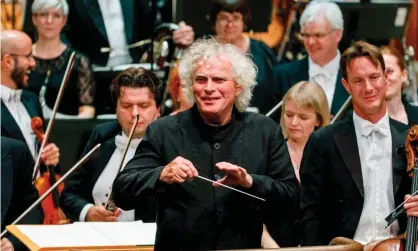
left=404, top=100, right=418, bottom=126
left=112, top=106, right=299, bottom=250
left=269, top=57, right=350, bottom=121
left=59, top=121, right=156, bottom=223
left=299, top=116, right=410, bottom=246
left=65, top=0, right=155, bottom=66
left=0, top=90, right=57, bottom=174
left=1, top=136, right=43, bottom=251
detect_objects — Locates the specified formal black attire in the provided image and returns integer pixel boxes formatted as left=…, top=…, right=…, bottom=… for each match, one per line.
left=247, top=39, right=279, bottom=115
left=112, top=105, right=299, bottom=250
left=404, top=99, right=418, bottom=126
left=268, top=57, right=349, bottom=121
left=1, top=136, right=43, bottom=251
left=27, top=47, right=95, bottom=116
left=60, top=121, right=156, bottom=222
left=299, top=116, right=410, bottom=246
left=1, top=90, right=56, bottom=174
left=65, top=0, right=156, bottom=66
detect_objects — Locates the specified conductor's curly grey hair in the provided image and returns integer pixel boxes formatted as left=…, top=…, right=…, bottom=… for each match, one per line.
left=178, top=37, right=257, bottom=112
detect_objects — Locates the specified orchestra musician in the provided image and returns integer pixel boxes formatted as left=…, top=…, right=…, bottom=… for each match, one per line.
left=380, top=46, right=418, bottom=126
left=270, top=0, right=349, bottom=121
left=112, top=37, right=298, bottom=250
left=65, top=0, right=195, bottom=67
left=208, top=0, right=279, bottom=115
left=299, top=40, right=418, bottom=246
left=60, top=67, right=162, bottom=223
left=1, top=136, right=43, bottom=251
left=27, top=0, right=96, bottom=118
left=262, top=80, right=330, bottom=248
left=1, top=30, right=60, bottom=176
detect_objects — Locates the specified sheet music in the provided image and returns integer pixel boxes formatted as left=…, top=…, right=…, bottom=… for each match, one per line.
left=14, top=221, right=156, bottom=248
left=16, top=224, right=114, bottom=248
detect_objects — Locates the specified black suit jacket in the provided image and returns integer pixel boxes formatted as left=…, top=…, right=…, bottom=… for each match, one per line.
left=404, top=100, right=418, bottom=126
left=269, top=57, right=350, bottom=121
left=60, top=121, right=156, bottom=222
left=299, top=116, right=410, bottom=246
left=1, top=136, right=43, bottom=251
left=112, top=106, right=299, bottom=250
left=0, top=90, right=56, bottom=174
left=65, top=0, right=155, bottom=66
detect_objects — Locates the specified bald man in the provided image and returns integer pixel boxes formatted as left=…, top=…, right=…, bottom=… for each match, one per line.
left=1, top=30, right=60, bottom=179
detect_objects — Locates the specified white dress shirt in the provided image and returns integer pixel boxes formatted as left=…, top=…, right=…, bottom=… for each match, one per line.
left=79, top=133, right=141, bottom=222
left=308, top=51, right=340, bottom=110
left=352, top=111, right=398, bottom=244
left=97, top=0, right=133, bottom=67
left=1, top=85, right=37, bottom=158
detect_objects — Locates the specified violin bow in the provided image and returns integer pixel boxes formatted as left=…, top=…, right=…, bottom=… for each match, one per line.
left=330, top=96, right=352, bottom=124
left=105, top=114, right=140, bottom=211
left=32, top=52, right=76, bottom=181
left=1, top=144, right=101, bottom=238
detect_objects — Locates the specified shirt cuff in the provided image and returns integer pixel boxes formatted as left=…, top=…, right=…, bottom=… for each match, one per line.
left=79, top=203, right=95, bottom=222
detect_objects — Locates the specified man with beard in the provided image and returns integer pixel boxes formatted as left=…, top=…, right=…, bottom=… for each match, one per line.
left=1, top=30, right=60, bottom=178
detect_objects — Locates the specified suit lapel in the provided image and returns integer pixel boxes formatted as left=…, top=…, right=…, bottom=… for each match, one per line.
left=1, top=101, right=26, bottom=143
left=298, top=57, right=310, bottom=82
left=332, top=119, right=364, bottom=197
left=21, top=91, right=39, bottom=118
left=330, top=71, right=349, bottom=116
left=91, top=137, right=116, bottom=184
left=82, top=0, right=108, bottom=41
left=120, top=0, right=133, bottom=43
left=390, top=120, right=407, bottom=195
left=1, top=155, right=13, bottom=222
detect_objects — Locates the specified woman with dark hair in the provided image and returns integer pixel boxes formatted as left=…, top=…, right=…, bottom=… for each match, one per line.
left=380, top=46, right=418, bottom=126
left=208, top=0, right=279, bottom=114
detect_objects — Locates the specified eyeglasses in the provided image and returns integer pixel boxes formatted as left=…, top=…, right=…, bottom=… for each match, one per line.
left=300, top=30, right=336, bottom=40
left=217, top=14, right=244, bottom=25
left=35, top=11, right=65, bottom=21
left=8, top=53, right=34, bottom=60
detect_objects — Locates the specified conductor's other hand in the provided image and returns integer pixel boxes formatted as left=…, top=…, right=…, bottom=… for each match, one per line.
left=160, top=156, right=198, bottom=184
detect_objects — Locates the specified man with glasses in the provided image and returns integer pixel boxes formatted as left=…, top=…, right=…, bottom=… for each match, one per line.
left=268, top=1, right=349, bottom=121
left=1, top=30, right=60, bottom=178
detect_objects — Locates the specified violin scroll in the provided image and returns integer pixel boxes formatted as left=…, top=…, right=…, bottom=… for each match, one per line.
left=31, top=117, right=45, bottom=143
left=406, top=125, right=418, bottom=178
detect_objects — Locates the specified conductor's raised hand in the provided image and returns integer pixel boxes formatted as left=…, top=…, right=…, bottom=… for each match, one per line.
left=214, top=162, right=253, bottom=188
left=160, top=156, right=198, bottom=184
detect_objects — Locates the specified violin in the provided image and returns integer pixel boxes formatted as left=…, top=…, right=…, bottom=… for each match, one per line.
left=370, top=125, right=418, bottom=251
left=31, top=117, right=69, bottom=224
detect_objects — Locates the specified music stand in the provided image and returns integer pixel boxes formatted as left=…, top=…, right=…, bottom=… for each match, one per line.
left=172, top=0, right=272, bottom=37
left=337, top=0, right=412, bottom=50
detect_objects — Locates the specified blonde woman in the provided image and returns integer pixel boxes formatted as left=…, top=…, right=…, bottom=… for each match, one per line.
left=262, top=80, right=330, bottom=248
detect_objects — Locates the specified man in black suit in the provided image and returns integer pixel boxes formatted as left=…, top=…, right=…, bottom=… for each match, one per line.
left=1, top=136, right=43, bottom=251
left=299, top=40, right=418, bottom=246
left=268, top=1, right=349, bottom=121
left=65, top=0, right=195, bottom=67
left=60, top=67, right=162, bottom=223
left=1, top=30, right=60, bottom=177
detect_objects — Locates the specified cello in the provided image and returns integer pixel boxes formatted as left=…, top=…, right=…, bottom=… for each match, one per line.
left=31, top=117, right=69, bottom=224
left=370, top=125, right=418, bottom=251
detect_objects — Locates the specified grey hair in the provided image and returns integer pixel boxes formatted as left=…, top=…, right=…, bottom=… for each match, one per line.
left=300, top=0, right=344, bottom=31
left=178, top=37, right=257, bottom=112
left=31, top=0, right=69, bottom=16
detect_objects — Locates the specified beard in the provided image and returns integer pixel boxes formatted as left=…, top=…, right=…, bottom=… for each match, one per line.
left=10, top=65, right=27, bottom=89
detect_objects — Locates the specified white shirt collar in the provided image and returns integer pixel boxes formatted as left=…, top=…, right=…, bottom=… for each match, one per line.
left=353, top=110, right=391, bottom=137
left=309, top=50, right=341, bottom=79
left=1, top=84, right=22, bottom=103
